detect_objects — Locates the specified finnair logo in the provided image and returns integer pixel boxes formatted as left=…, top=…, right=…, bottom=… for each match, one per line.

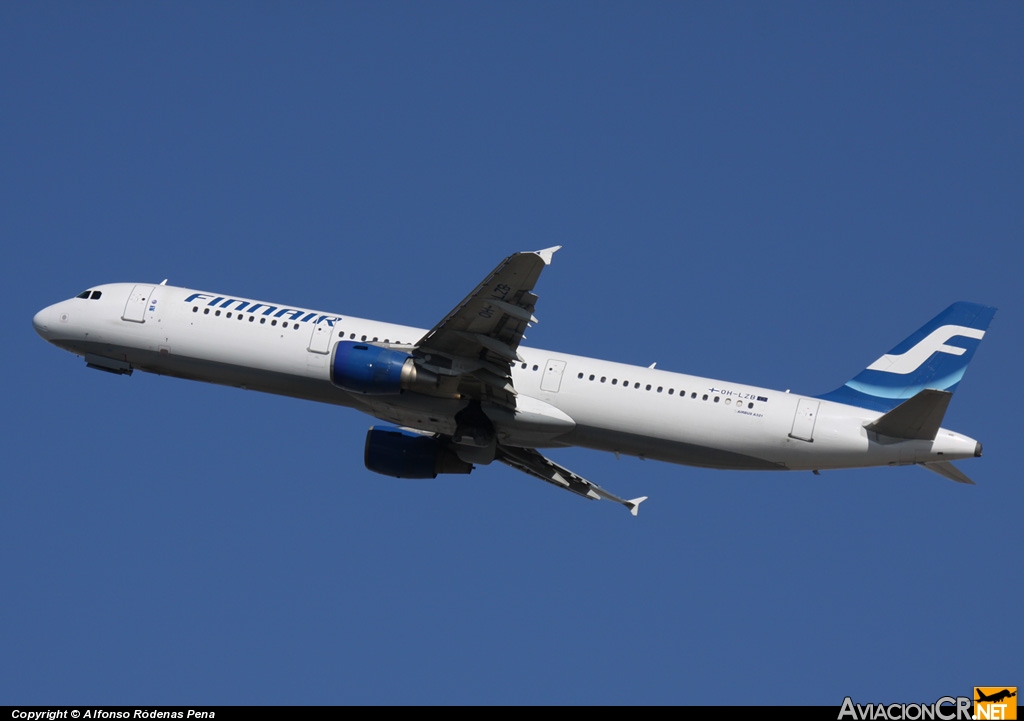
left=184, top=293, right=343, bottom=326
left=867, top=325, right=985, bottom=375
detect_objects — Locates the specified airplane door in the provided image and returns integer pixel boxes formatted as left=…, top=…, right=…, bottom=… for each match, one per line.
left=540, top=359, right=567, bottom=393
left=121, top=285, right=155, bottom=323
left=307, top=322, right=334, bottom=354
left=789, top=398, right=820, bottom=442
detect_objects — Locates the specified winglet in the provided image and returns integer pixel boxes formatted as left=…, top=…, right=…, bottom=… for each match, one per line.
left=626, top=496, right=649, bottom=516
left=535, top=246, right=561, bottom=265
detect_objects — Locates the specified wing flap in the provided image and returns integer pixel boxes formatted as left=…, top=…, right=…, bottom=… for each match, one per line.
left=496, top=446, right=648, bottom=516
left=414, top=246, right=560, bottom=408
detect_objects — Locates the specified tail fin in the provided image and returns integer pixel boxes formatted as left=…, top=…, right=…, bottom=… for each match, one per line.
left=817, top=302, right=996, bottom=412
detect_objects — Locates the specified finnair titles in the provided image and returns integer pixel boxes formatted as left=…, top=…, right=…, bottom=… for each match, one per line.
left=33, top=247, right=996, bottom=515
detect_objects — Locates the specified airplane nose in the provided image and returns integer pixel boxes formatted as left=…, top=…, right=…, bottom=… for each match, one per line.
left=33, top=306, right=54, bottom=339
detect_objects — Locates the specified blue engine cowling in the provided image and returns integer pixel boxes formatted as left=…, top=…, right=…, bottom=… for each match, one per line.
left=364, top=426, right=474, bottom=479
left=331, top=341, right=435, bottom=394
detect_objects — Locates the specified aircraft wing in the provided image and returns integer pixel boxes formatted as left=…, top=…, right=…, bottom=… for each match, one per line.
left=496, top=446, right=648, bottom=516
left=414, top=246, right=560, bottom=407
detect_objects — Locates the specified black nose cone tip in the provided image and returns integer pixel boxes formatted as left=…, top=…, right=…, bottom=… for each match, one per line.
left=975, top=442, right=983, bottom=458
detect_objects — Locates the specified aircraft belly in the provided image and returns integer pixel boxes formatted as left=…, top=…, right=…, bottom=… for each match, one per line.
left=359, top=394, right=579, bottom=447
left=542, top=389, right=793, bottom=468
left=541, top=390, right=898, bottom=472
left=62, top=340, right=363, bottom=410
left=566, top=424, right=785, bottom=470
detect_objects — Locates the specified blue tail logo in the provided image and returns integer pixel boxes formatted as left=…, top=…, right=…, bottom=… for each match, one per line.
left=818, top=302, right=997, bottom=412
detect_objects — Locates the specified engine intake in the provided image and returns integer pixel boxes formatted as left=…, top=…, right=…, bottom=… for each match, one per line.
left=364, top=426, right=474, bottom=479
left=331, top=341, right=436, bottom=395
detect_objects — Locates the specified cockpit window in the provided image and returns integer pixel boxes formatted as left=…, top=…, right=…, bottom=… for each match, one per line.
left=76, top=291, right=91, bottom=299
left=90, top=291, right=102, bottom=300
left=76, top=290, right=103, bottom=300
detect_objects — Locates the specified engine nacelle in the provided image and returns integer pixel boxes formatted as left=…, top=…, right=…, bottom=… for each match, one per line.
left=331, top=341, right=436, bottom=395
left=364, top=426, right=474, bottom=479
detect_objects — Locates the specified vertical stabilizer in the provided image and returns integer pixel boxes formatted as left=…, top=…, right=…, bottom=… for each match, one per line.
left=817, top=302, right=996, bottom=412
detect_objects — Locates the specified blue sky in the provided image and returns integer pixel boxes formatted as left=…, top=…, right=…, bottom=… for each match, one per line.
left=3, top=3, right=1021, bottom=705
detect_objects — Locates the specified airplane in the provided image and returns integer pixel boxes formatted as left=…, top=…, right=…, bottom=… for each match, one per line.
left=32, top=247, right=996, bottom=515
left=976, top=690, right=1017, bottom=704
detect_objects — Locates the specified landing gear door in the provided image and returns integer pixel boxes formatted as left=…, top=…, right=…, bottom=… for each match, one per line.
left=789, top=398, right=820, bottom=442
left=540, top=359, right=567, bottom=393
left=122, top=285, right=155, bottom=323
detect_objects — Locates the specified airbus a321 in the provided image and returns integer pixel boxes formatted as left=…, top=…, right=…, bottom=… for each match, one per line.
left=32, top=247, right=996, bottom=515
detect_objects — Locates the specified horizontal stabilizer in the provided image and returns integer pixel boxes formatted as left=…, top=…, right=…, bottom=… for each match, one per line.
left=865, top=389, right=951, bottom=440
left=919, top=461, right=975, bottom=485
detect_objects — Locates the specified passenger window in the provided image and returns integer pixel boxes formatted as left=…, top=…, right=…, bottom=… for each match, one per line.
left=713, top=396, right=720, bottom=403
left=600, top=377, right=606, bottom=383
left=657, top=387, right=663, bottom=393
left=226, top=312, right=232, bottom=319
left=192, top=307, right=198, bottom=313
left=589, top=374, right=595, bottom=381
left=532, top=365, right=538, bottom=371
left=612, top=379, right=618, bottom=385
left=249, top=316, right=254, bottom=322
left=204, top=308, right=210, bottom=315
left=702, top=394, right=708, bottom=401
left=645, top=384, right=651, bottom=391
left=748, top=402, right=754, bottom=409
left=215, top=310, right=221, bottom=317
left=260, top=318, right=266, bottom=324
left=271, top=319, right=277, bottom=326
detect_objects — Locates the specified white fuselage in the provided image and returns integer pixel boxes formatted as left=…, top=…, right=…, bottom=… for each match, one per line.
left=32, top=282, right=981, bottom=474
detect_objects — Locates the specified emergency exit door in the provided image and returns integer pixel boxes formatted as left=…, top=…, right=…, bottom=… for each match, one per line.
left=540, top=359, right=567, bottom=392
left=789, top=398, right=820, bottom=442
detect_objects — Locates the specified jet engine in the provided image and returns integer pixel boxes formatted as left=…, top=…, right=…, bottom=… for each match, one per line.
left=364, top=426, right=474, bottom=479
left=331, top=341, right=437, bottom=395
